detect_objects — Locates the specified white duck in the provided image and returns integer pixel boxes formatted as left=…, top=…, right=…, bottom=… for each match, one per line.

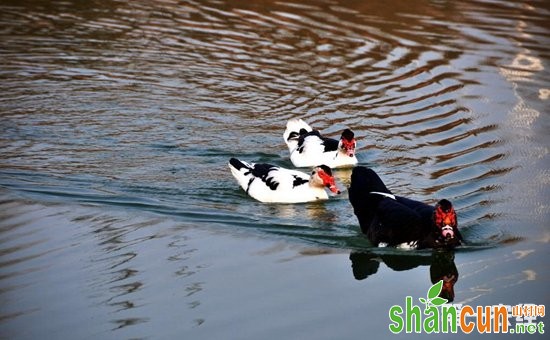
left=228, top=158, right=340, bottom=203
left=283, top=118, right=358, bottom=168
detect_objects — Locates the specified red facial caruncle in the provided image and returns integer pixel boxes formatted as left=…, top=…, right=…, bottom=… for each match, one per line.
left=316, top=165, right=340, bottom=194
left=341, top=139, right=356, bottom=157
left=340, top=129, right=356, bottom=157
left=434, top=200, right=457, bottom=239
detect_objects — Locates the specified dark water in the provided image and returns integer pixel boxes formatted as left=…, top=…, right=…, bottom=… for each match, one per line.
left=1, top=0, right=548, bottom=339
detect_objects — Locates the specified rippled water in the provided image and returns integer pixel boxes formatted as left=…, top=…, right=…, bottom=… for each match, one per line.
left=1, top=0, right=548, bottom=338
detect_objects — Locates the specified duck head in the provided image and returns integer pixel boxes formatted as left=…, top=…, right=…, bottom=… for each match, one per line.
left=432, top=199, right=461, bottom=247
left=339, top=129, right=356, bottom=158
left=311, top=165, right=340, bottom=194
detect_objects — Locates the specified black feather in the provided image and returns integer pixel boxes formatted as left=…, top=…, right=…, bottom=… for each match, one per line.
left=287, top=128, right=309, bottom=142
left=249, top=163, right=280, bottom=191
left=341, top=128, right=354, bottom=141
left=229, top=157, right=250, bottom=171
left=321, top=138, right=338, bottom=152
left=437, top=199, right=453, bottom=212
left=292, top=175, right=308, bottom=188
left=318, top=165, right=332, bottom=176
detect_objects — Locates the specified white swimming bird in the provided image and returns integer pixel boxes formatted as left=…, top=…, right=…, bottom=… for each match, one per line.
left=283, top=118, right=358, bottom=168
left=228, top=158, right=340, bottom=203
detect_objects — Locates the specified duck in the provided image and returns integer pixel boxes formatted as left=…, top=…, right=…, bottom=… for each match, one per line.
left=228, top=158, right=340, bottom=203
left=283, top=118, right=358, bottom=168
left=348, top=166, right=463, bottom=249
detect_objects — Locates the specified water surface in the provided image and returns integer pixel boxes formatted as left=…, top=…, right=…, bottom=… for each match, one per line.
left=0, top=0, right=548, bottom=339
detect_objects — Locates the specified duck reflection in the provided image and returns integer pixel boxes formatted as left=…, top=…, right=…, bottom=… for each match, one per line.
left=350, top=250, right=458, bottom=302
left=430, top=251, right=458, bottom=302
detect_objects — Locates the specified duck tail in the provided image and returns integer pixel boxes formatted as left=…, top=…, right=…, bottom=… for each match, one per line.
left=228, top=158, right=253, bottom=189
left=229, top=157, right=251, bottom=172
left=283, top=118, right=312, bottom=151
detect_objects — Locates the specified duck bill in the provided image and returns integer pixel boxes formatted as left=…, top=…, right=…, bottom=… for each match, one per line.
left=328, top=184, right=341, bottom=194
left=441, top=225, right=455, bottom=239
left=325, top=179, right=340, bottom=194
left=317, top=166, right=341, bottom=194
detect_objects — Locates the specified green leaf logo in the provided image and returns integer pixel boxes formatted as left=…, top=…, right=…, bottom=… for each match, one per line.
left=431, top=297, right=447, bottom=306
left=428, top=281, right=443, bottom=300
left=421, top=280, right=448, bottom=310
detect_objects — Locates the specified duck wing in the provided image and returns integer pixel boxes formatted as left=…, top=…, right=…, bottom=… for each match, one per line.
left=296, top=130, right=340, bottom=154
left=395, top=196, right=435, bottom=226
left=373, top=197, right=427, bottom=246
left=229, top=158, right=285, bottom=192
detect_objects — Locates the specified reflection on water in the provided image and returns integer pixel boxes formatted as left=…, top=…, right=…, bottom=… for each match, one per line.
left=350, top=250, right=459, bottom=302
left=430, top=251, right=459, bottom=302
left=0, top=196, right=213, bottom=337
left=0, top=0, right=548, bottom=338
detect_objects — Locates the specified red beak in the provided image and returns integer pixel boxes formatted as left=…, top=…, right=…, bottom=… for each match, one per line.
left=328, top=183, right=341, bottom=194
left=325, top=177, right=340, bottom=194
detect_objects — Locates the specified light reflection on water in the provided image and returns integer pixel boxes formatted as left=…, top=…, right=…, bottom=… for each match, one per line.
left=0, top=0, right=548, bottom=338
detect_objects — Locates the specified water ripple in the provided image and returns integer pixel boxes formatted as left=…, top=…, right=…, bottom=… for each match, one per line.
left=1, top=0, right=548, bottom=250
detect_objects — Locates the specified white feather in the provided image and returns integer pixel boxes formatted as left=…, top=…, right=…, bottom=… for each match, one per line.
left=396, top=241, right=418, bottom=250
